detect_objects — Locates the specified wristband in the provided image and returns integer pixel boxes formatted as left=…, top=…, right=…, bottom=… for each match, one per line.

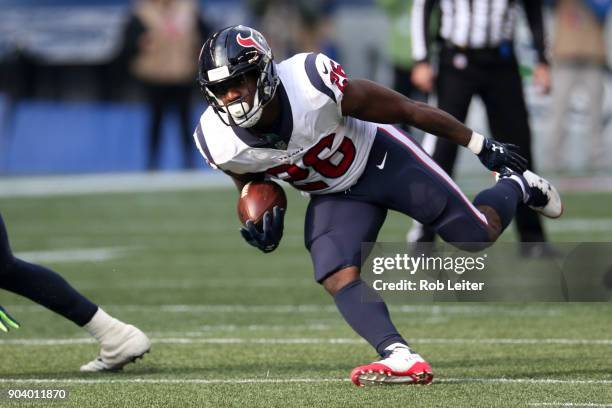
left=467, top=132, right=485, bottom=155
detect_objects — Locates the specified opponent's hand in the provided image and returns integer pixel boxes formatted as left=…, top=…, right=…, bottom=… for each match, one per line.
left=240, top=206, right=285, bottom=253
left=477, top=138, right=528, bottom=173
left=0, top=306, right=20, bottom=333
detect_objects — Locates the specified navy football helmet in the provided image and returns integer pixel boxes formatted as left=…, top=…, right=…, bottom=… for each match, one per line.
left=197, top=25, right=279, bottom=128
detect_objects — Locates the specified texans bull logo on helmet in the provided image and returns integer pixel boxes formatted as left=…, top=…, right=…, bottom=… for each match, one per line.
left=236, top=28, right=271, bottom=58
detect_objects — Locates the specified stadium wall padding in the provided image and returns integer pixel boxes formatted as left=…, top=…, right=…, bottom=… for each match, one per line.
left=0, top=100, right=209, bottom=175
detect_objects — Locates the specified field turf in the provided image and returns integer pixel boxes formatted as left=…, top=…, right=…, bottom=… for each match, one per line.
left=0, top=180, right=611, bottom=407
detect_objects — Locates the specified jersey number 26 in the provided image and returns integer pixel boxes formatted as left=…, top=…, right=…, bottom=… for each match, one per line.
left=266, top=134, right=356, bottom=191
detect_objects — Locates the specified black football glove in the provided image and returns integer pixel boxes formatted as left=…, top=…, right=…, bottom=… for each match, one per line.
left=477, top=138, right=528, bottom=173
left=0, top=306, right=20, bottom=333
left=240, top=206, right=285, bottom=253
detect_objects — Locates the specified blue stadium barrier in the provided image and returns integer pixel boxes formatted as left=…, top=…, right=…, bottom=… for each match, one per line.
left=0, top=93, right=10, bottom=173
left=3, top=101, right=208, bottom=175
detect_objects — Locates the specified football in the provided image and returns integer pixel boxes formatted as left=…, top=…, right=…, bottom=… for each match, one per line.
left=237, top=180, right=287, bottom=227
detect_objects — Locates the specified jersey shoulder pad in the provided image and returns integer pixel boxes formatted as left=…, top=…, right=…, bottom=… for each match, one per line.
left=278, top=52, right=349, bottom=116
left=301, top=52, right=348, bottom=110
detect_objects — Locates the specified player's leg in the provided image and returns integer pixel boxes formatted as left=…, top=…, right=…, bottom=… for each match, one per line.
left=377, top=125, right=496, bottom=246
left=447, top=167, right=563, bottom=246
left=375, top=125, right=561, bottom=249
left=304, top=195, right=432, bottom=386
left=0, top=213, right=99, bottom=326
left=480, top=60, right=549, bottom=245
left=0, top=213, right=150, bottom=371
left=306, top=195, right=401, bottom=352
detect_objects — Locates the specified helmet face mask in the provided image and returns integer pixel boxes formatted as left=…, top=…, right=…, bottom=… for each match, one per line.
left=204, top=70, right=260, bottom=127
left=198, top=25, right=279, bottom=128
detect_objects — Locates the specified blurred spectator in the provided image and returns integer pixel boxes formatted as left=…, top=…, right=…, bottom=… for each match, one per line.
left=549, top=0, right=611, bottom=172
left=120, top=0, right=210, bottom=170
left=247, top=0, right=337, bottom=61
left=376, top=0, right=434, bottom=132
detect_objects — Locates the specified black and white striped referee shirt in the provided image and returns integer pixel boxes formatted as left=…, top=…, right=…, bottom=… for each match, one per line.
left=411, top=0, right=547, bottom=63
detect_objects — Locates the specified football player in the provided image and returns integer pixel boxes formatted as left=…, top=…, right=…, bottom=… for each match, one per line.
left=194, top=25, right=562, bottom=386
left=0, top=213, right=150, bottom=371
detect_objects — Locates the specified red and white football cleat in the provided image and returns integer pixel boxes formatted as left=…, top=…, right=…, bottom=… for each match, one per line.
left=350, top=344, right=433, bottom=387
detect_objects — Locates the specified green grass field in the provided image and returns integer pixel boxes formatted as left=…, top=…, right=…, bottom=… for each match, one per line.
left=0, top=180, right=611, bottom=407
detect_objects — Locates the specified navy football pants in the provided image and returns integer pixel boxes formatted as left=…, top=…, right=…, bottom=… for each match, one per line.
left=305, top=125, right=491, bottom=283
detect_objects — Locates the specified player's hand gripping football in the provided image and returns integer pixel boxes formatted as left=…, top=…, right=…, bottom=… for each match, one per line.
left=240, top=206, right=285, bottom=253
left=477, top=138, right=528, bottom=173
left=0, top=305, right=20, bottom=333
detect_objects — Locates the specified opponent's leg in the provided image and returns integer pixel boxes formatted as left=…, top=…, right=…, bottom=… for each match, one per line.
left=0, top=214, right=98, bottom=325
left=0, top=214, right=150, bottom=371
left=79, top=308, right=151, bottom=372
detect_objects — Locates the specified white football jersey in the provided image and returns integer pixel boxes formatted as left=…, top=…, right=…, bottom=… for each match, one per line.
left=194, top=52, right=377, bottom=194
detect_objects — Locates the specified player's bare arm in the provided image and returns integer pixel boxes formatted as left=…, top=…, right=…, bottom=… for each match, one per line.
left=342, top=78, right=528, bottom=175
left=341, top=78, right=472, bottom=146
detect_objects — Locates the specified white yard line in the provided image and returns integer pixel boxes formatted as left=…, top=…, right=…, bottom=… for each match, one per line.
left=448, top=378, right=612, bottom=385
left=84, top=278, right=315, bottom=290
left=0, top=378, right=345, bottom=385
left=1, top=337, right=611, bottom=346
left=14, top=247, right=131, bottom=263
left=3, top=304, right=565, bottom=316
left=0, top=377, right=610, bottom=386
left=417, top=338, right=612, bottom=345
left=149, top=323, right=334, bottom=334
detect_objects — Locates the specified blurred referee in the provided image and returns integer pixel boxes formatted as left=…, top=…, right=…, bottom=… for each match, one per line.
left=408, top=0, right=557, bottom=257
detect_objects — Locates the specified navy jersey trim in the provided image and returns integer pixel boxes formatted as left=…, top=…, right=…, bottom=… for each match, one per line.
left=195, top=124, right=216, bottom=166
left=304, top=53, right=336, bottom=103
left=231, top=81, right=293, bottom=148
